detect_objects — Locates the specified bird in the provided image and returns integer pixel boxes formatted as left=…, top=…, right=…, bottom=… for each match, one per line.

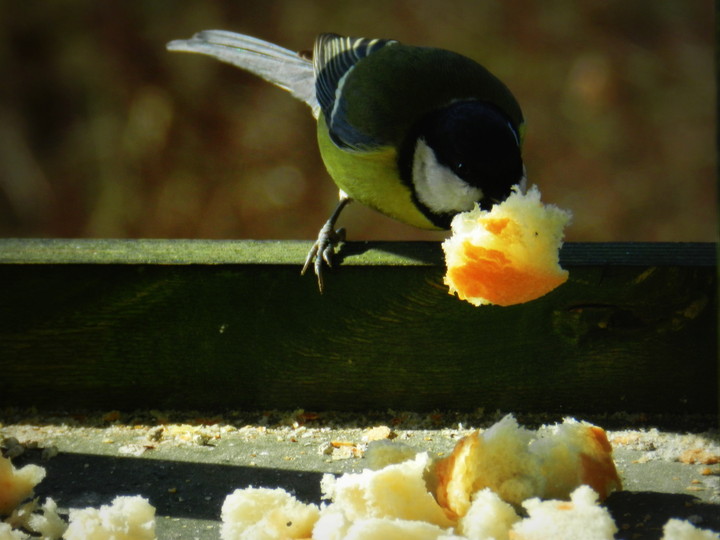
left=167, top=31, right=527, bottom=292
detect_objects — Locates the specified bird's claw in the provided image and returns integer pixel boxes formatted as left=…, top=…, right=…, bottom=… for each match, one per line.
left=301, top=224, right=346, bottom=293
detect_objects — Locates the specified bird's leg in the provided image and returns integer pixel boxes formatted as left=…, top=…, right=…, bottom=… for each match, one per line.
left=302, top=192, right=352, bottom=293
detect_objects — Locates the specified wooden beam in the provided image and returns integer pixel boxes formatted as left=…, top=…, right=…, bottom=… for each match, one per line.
left=0, top=238, right=715, bottom=266
left=0, top=240, right=716, bottom=414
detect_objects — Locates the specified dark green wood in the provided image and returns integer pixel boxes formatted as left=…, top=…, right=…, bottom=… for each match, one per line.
left=0, top=238, right=715, bottom=266
left=0, top=240, right=716, bottom=414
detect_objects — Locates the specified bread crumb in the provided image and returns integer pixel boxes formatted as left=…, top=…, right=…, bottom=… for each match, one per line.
left=0, top=522, right=28, bottom=540
left=510, top=485, right=617, bottom=540
left=0, top=455, right=46, bottom=515
left=361, top=426, right=395, bottom=443
left=220, top=487, right=319, bottom=540
left=5, top=498, right=66, bottom=539
left=662, top=518, right=720, bottom=540
left=533, top=418, right=622, bottom=500
left=64, top=496, right=156, bottom=540
left=341, top=517, right=458, bottom=540
left=442, top=185, right=571, bottom=306
left=320, top=452, right=453, bottom=528
left=457, top=488, right=520, bottom=540
left=679, top=449, right=720, bottom=465
left=434, top=415, right=621, bottom=518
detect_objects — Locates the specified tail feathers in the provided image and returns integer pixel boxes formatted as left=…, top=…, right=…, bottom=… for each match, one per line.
left=167, top=30, right=318, bottom=115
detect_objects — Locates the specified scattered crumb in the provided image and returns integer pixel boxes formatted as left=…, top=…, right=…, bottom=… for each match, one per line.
left=64, top=496, right=156, bottom=540
left=680, top=449, right=720, bottom=466
left=6, top=497, right=67, bottom=539
left=220, top=487, right=318, bottom=540
left=1, top=408, right=718, bottom=538
left=457, top=488, right=520, bottom=539
left=0, top=455, right=45, bottom=515
left=662, top=518, right=720, bottom=540
left=510, top=486, right=617, bottom=540
left=609, top=429, right=720, bottom=464
left=361, top=426, right=396, bottom=443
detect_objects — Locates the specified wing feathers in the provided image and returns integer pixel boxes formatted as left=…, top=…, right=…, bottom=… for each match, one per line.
left=313, top=34, right=396, bottom=122
left=167, top=31, right=397, bottom=130
left=167, top=30, right=318, bottom=114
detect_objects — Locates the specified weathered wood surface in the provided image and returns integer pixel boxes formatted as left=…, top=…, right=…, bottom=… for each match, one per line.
left=0, top=240, right=716, bottom=414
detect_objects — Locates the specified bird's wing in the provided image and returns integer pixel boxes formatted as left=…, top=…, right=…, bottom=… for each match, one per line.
left=167, top=30, right=318, bottom=115
left=313, top=34, right=397, bottom=148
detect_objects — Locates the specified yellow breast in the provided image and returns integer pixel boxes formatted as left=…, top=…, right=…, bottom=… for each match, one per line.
left=316, top=116, right=440, bottom=230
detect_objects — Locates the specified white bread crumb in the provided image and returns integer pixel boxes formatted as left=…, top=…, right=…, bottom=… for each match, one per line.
left=457, top=488, right=520, bottom=540
left=220, top=486, right=319, bottom=540
left=63, top=496, right=156, bottom=540
left=470, top=415, right=543, bottom=506
left=662, top=519, right=720, bottom=540
left=0, top=522, right=28, bottom=540
left=434, top=414, right=622, bottom=519
left=0, top=456, right=45, bottom=515
left=320, top=452, right=453, bottom=528
left=5, top=497, right=66, bottom=539
left=342, top=517, right=460, bottom=540
left=510, top=485, right=617, bottom=540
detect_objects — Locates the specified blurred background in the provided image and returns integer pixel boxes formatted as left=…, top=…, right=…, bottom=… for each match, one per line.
left=0, top=1, right=715, bottom=242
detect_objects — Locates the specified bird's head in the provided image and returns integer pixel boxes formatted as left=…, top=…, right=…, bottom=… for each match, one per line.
left=408, top=100, right=526, bottom=229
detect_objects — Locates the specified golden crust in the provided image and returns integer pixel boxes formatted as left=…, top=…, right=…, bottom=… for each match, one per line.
left=443, top=185, right=571, bottom=306
left=432, top=417, right=622, bottom=522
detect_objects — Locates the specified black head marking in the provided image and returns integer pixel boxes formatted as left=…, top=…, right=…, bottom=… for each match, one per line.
left=421, top=100, right=523, bottom=208
left=399, top=100, right=524, bottom=228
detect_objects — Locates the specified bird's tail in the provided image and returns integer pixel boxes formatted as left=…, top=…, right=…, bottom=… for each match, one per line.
left=167, top=30, right=318, bottom=115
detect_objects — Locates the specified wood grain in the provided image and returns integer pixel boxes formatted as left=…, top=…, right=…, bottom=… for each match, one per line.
left=0, top=240, right=716, bottom=414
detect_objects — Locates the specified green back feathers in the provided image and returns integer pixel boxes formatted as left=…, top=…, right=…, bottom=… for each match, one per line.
left=313, top=36, right=524, bottom=151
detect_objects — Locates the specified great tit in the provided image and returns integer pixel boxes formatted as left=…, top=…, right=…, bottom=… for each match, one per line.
left=167, top=31, right=526, bottom=291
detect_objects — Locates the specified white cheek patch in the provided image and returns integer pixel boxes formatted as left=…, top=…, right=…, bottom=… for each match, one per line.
left=412, top=139, right=483, bottom=214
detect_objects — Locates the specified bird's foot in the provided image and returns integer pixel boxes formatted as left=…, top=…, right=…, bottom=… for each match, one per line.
left=301, top=222, right=346, bottom=293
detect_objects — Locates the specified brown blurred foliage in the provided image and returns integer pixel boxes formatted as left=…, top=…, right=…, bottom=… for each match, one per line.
left=0, top=1, right=715, bottom=241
